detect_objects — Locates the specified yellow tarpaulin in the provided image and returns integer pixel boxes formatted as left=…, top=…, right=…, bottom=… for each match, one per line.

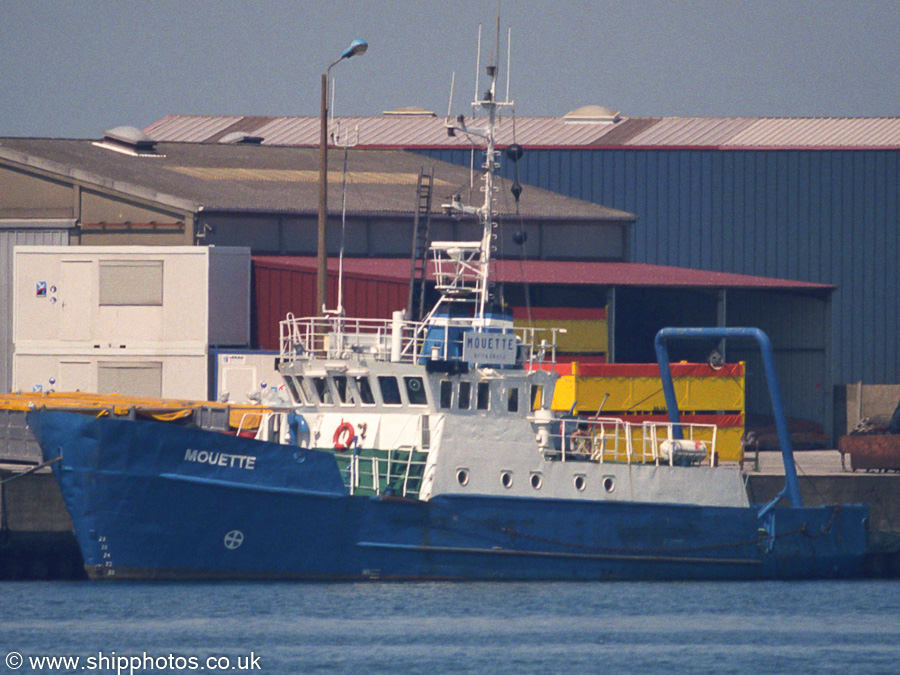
left=0, top=392, right=273, bottom=431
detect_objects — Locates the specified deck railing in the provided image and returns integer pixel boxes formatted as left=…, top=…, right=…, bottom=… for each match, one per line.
left=551, top=417, right=720, bottom=466
left=345, top=446, right=428, bottom=498
left=279, top=313, right=562, bottom=368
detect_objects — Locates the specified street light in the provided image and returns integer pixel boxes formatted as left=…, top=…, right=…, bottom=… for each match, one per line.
left=317, top=38, right=368, bottom=316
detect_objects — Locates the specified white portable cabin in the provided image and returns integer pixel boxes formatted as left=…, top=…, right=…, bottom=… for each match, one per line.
left=12, top=246, right=250, bottom=399
left=213, top=350, right=283, bottom=404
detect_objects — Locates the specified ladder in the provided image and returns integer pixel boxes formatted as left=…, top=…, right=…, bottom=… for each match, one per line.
left=407, top=167, right=434, bottom=321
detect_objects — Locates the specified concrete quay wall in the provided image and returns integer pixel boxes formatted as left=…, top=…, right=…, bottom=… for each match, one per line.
left=747, top=472, right=900, bottom=576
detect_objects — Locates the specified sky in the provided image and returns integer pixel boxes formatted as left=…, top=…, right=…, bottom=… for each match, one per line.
left=3, top=0, right=899, bottom=139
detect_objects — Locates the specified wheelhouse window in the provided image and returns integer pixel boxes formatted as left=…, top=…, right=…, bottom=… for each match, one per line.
left=507, top=386, right=519, bottom=413
left=355, top=376, right=375, bottom=405
left=333, top=375, right=353, bottom=405
left=312, top=377, right=333, bottom=405
left=300, top=377, right=317, bottom=404
left=458, top=381, right=471, bottom=409
left=378, top=376, right=402, bottom=405
left=405, top=376, right=427, bottom=406
left=283, top=375, right=304, bottom=404
left=439, top=380, right=452, bottom=409
left=477, top=381, right=490, bottom=410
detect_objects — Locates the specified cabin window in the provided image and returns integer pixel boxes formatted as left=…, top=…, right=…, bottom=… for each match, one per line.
left=440, top=380, right=453, bottom=409
left=312, top=377, right=333, bottom=405
left=378, top=376, right=402, bottom=405
left=405, top=377, right=427, bottom=406
left=99, top=260, right=163, bottom=306
left=458, top=381, right=471, bottom=409
left=355, top=376, right=375, bottom=405
left=299, top=377, right=317, bottom=404
left=333, top=375, right=353, bottom=405
left=531, top=384, right=544, bottom=410
left=476, top=381, right=490, bottom=410
left=283, top=375, right=303, bottom=404
left=507, top=387, right=519, bottom=413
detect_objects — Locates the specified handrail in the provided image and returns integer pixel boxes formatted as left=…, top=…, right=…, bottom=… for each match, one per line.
left=551, top=416, right=717, bottom=466
left=654, top=327, right=802, bottom=508
left=343, top=448, right=428, bottom=498
left=278, top=314, right=562, bottom=367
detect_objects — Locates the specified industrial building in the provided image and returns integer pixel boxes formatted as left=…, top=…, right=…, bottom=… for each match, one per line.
left=1, top=125, right=838, bottom=435
left=146, top=110, right=900, bottom=436
left=0, top=132, right=629, bottom=396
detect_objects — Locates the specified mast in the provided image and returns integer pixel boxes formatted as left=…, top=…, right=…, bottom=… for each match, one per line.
left=443, top=32, right=511, bottom=321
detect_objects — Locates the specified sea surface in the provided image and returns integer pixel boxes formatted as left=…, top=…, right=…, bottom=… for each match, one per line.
left=3, top=580, right=900, bottom=674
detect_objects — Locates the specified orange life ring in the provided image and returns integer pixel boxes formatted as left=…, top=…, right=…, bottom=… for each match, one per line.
left=333, top=421, right=355, bottom=451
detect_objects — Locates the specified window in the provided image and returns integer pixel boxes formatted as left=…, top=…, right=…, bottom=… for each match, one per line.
left=312, top=377, right=333, bottom=405
left=99, top=261, right=163, bottom=306
left=284, top=376, right=303, bottom=404
left=458, top=381, right=471, bottom=409
left=299, top=377, right=317, bottom=404
left=507, top=387, right=519, bottom=413
left=355, top=376, right=375, bottom=405
left=405, top=376, right=427, bottom=406
left=98, top=361, right=162, bottom=398
left=378, top=376, right=402, bottom=405
left=531, top=384, right=544, bottom=411
left=477, top=381, right=490, bottom=410
left=439, top=380, right=452, bottom=409
left=333, top=375, right=352, bottom=404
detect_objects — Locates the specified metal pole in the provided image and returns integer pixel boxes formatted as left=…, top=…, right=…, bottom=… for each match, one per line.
left=316, top=71, right=329, bottom=316
left=654, top=326, right=803, bottom=508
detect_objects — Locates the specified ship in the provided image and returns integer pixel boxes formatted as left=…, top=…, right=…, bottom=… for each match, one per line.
left=27, top=44, right=868, bottom=581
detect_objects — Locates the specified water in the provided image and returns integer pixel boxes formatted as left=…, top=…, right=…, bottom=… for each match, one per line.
left=4, top=580, right=900, bottom=674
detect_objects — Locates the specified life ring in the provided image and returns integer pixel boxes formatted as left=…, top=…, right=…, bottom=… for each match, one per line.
left=333, top=421, right=355, bottom=451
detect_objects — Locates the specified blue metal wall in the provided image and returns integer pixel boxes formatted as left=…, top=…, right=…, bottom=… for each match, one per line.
left=417, top=148, right=900, bottom=386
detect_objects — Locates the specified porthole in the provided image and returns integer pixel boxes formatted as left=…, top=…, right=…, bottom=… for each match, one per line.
left=574, top=474, right=586, bottom=492
left=603, top=476, right=615, bottom=493
left=501, top=471, right=513, bottom=489
left=456, top=469, right=469, bottom=486
left=530, top=472, right=542, bottom=490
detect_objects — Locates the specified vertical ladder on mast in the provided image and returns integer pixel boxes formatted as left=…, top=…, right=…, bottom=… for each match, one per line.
left=407, top=167, right=434, bottom=321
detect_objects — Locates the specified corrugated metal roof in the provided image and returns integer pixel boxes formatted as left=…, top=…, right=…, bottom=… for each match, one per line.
left=723, top=117, right=900, bottom=148
left=146, top=114, right=900, bottom=149
left=257, top=256, right=834, bottom=291
left=147, top=114, right=624, bottom=148
left=621, top=117, right=758, bottom=147
left=0, top=138, right=631, bottom=221
left=144, top=115, right=244, bottom=142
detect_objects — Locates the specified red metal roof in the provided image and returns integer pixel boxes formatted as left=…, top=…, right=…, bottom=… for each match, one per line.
left=148, top=114, right=900, bottom=150
left=253, top=256, right=835, bottom=291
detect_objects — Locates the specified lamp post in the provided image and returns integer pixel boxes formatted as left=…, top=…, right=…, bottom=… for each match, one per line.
left=317, top=38, right=368, bottom=316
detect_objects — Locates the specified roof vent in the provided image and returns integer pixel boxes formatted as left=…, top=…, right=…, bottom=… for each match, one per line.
left=563, top=105, right=621, bottom=124
left=97, top=126, right=159, bottom=155
left=383, top=106, right=437, bottom=117
left=219, top=132, right=265, bottom=145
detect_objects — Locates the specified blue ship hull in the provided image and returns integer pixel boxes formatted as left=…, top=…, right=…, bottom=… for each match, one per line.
left=29, top=410, right=868, bottom=581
